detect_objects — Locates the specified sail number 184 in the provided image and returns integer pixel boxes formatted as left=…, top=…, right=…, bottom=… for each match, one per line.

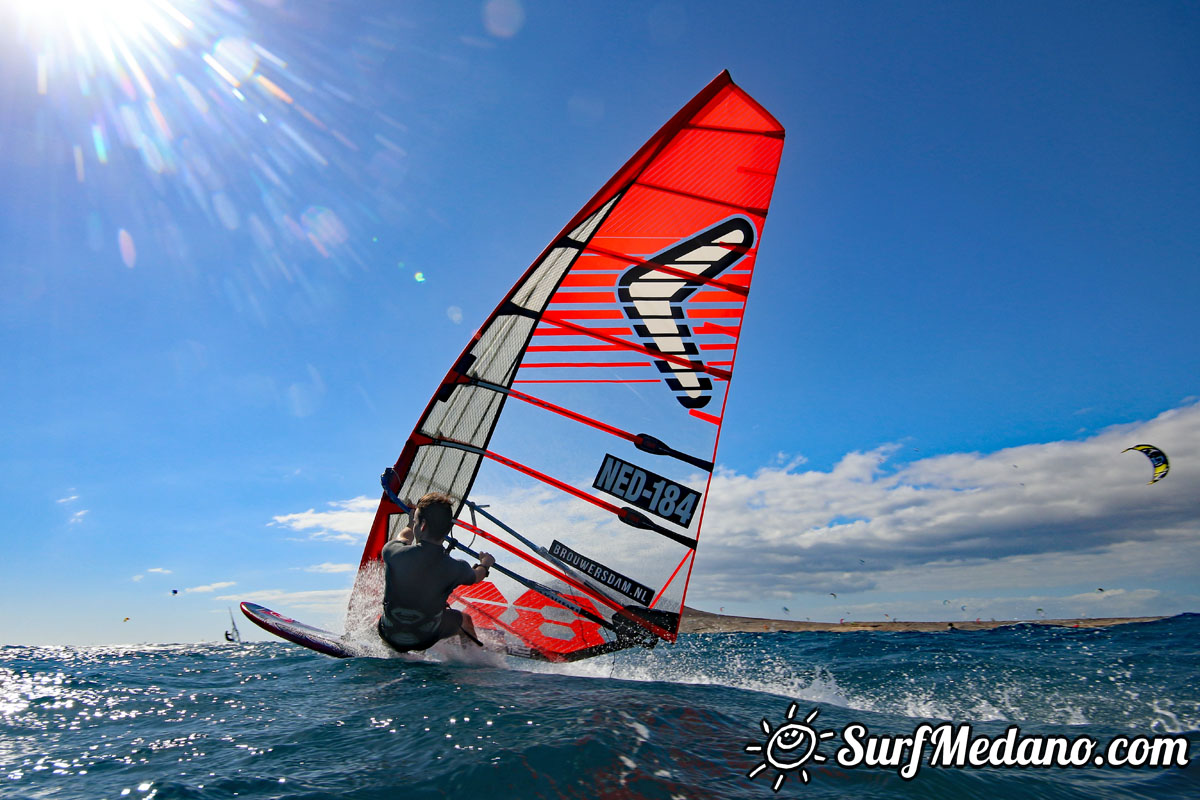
left=593, top=454, right=699, bottom=528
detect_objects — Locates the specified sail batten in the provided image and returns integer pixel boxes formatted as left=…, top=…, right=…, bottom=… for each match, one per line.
left=348, top=71, right=784, bottom=660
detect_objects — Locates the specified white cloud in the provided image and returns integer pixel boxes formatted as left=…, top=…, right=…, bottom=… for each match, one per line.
left=690, top=402, right=1200, bottom=605
left=131, top=574, right=144, bottom=582
left=219, top=588, right=349, bottom=616
left=266, top=402, right=1199, bottom=621
left=56, top=494, right=79, bottom=504
left=68, top=510, right=88, bottom=523
left=270, top=495, right=376, bottom=544
left=147, top=567, right=172, bottom=575
left=186, top=581, right=236, bottom=593
left=303, top=562, right=356, bottom=574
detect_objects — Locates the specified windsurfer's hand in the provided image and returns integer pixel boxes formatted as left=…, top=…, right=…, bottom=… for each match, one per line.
left=479, top=553, right=495, bottom=569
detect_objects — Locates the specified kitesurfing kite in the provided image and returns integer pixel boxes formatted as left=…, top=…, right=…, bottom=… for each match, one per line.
left=242, top=71, right=785, bottom=661
left=1123, top=444, right=1169, bottom=484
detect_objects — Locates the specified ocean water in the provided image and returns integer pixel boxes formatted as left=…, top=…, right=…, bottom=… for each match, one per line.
left=3, top=615, right=1197, bottom=800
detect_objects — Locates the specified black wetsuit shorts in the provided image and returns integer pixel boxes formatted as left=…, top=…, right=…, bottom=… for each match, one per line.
left=378, top=608, right=463, bottom=653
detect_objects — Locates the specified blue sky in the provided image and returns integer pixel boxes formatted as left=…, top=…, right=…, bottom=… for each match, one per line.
left=2, top=0, right=1198, bottom=645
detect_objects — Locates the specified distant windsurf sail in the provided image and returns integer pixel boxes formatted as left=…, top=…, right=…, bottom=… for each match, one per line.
left=225, top=607, right=242, bottom=644
left=347, top=70, right=785, bottom=661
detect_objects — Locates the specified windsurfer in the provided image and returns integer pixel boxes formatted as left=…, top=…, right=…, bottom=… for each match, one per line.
left=378, top=492, right=494, bottom=652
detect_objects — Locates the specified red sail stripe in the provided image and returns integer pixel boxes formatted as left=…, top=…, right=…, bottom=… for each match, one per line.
left=560, top=273, right=620, bottom=288
left=513, top=378, right=661, bottom=384
left=694, top=322, right=740, bottom=337
left=539, top=309, right=624, bottom=320
left=548, top=292, right=619, bottom=304
left=690, top=290, right=748, bottom=304
left=527, top=344, right=627, bottom=352
left=569, top=262, right=623, bottom=272
left=581, top=242, right=750, bottom=297
left=520, top=361, right=652, bottom=369
left=532, top=326, right=633, bottom=337
left=483, top=450, right=621, bottom=515
left=502, top=385, right=640, bottom=442
left=541, top=314, right=733, bottom=381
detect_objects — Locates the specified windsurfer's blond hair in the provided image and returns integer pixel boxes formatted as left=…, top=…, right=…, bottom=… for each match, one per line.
left=414, top=491, right=455, bottom=540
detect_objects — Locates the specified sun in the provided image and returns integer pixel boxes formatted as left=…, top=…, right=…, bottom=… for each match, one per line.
left=745, top=704, right=837, bottom=791
left=11, top=0, right=165, bottom=34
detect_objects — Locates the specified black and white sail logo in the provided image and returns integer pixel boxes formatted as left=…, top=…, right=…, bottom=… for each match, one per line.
left=617, top=217, right=755, bottom=409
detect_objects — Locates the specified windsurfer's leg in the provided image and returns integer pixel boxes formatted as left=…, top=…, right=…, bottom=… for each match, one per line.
left=437, top=609, right=482, bottom=647
left=460, top=614, right=482, bottom=646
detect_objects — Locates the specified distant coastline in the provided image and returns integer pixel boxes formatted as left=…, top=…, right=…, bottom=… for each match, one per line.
left=678, top=606, right=1164, bottom=634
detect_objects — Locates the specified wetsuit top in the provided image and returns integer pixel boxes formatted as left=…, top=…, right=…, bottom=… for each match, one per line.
left=379, top=539, right=476, bottom=647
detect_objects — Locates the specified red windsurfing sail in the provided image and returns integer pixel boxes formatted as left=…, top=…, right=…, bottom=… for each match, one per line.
left=346, top=70, right=785, bottom=661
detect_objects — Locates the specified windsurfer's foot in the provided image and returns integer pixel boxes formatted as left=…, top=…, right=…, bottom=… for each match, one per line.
left=460, top=617, right=483, bottom=647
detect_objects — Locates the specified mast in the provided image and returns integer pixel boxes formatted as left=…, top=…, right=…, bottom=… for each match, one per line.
left=226, top=607, right=242, bottom=644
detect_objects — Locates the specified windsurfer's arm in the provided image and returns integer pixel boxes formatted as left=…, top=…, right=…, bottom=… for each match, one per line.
left=471, top=552, right=495, bottom=583
left=397, top=526, right=415, bottom=545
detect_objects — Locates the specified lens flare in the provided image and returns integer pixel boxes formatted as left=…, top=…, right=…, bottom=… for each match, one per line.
left=117, top=229, right=137, bottom=268
left=11, top=0, right=378, bottom=317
